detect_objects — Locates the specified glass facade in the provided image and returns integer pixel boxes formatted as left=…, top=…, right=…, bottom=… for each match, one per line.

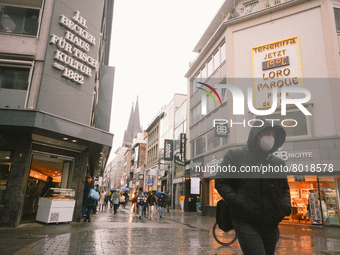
left=207, top=175, right=340, bottom=227
left=284, top=175, right=340, bottom=226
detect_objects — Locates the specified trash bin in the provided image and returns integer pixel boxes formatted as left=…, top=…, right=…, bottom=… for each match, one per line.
left=196, top=202, right=202, bottom=215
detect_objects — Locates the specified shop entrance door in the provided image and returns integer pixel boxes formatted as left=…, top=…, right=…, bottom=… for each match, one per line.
left=21, top=152, right=74, bottom=223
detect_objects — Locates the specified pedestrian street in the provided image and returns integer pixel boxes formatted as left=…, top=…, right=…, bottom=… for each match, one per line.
left=0, top=203, right=340, bottom=255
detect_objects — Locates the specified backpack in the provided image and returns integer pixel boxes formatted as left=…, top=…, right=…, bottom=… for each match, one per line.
left=216, top=199, right=233, bottom=232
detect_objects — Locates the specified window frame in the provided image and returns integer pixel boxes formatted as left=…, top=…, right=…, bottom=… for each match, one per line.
left=0, top=4, right=42, bottom=37
left=0, top=59, right=34, bottom=108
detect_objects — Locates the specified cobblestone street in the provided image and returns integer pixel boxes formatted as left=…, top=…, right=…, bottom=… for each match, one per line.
left=0, top=203, right=340, bottom=255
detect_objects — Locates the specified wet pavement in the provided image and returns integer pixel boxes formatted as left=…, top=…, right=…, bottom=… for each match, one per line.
left=0, top=203, right=340, bottom=255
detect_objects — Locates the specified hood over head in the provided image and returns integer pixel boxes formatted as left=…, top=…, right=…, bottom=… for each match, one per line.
left=247, top=119, right=286, bottom=157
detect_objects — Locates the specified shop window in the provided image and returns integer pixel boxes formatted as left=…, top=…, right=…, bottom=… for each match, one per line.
left=286, top=175, right=320, bottom=224
left=0, top=65, right=32, bottom=108
left=0, top=5, right=40, bottom=35
left=319, top=176, right=340, bottom=226
left=0, top=163, right=10, bottom=206
left=209, top=179, right=222, bottom=206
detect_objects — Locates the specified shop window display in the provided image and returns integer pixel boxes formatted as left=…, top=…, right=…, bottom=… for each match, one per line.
left=319, top=177, right=340, bottom=226
left=209, top=179, right=221, bottom=207
left=286, top=175, right=320, bottom=224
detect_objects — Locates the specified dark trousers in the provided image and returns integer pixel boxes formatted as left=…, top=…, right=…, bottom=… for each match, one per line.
left=231, top=218, right=279, bottom=255
left=113, top=204, right=119, bottom=213
left=84, top=206, right=93, bottom=221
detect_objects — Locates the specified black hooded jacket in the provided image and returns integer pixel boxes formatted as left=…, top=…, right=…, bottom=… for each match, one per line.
left=215, top=120, right=291, bottom=229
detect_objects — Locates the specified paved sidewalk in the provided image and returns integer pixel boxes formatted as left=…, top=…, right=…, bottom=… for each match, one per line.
left=0, top=203, right=339, bottom=254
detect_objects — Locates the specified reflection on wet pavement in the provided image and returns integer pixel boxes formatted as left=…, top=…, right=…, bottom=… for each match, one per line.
left=0, top=204, right=338, bottom=255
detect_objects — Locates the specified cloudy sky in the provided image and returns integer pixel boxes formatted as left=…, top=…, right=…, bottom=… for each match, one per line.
left=108, top=0, right=225, bottom=161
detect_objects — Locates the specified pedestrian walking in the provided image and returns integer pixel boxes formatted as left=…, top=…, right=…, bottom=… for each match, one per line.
left=137, top=191, right=147, bottom=219
left=93, top=184, right=100, bottom=214
left=143, top=193, right=148, bottom=217
left=131, top=192, right=138, bottom=215
left=83, top=176, right=97, bottom=222
left=157, top=193, right=166, bottom=218
left=215, top=119, right=291, bottom=255
left=123, top=191, right=129, bottom=208
left=109, top=190, right=114, bottom=208
left=99, top=188, right=106, bottom=212
left=111, top=189, right=120, bottom=214
left=104, top=190, right=110, bottom=209
left=166, top=195, right=171, bottom=212
left=147, top=191, right=157, bottom=218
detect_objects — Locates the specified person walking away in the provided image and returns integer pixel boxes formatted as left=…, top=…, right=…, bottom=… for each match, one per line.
left=99, top=189, right=106, bottom=212
left=215, top=119, right=291, bottom=255
left=131, top=192, right=138, bottom=215
left=123, top=191, right=129, bottom=208
left=143, top=193, right=148, bottom=217
left=83, top=176, right=97, bottom=222
left=166, top=194, right=171, bottom=212
left=109, top=190, right=114, bottom=208
left=93, top=184, right=100, bottom=213
left=90, top=181, right=98, bottom=214
left=147, top=191, right=157, bottom=218
left=111, top=189, right=120, bottom=213
left=137, top=191, right=146, bottom=218
left=104, top=190, right=109, bottom=209
left=157, top=193, right=166, bottom=218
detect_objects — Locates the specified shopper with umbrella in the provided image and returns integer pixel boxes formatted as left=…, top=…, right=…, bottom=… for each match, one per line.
left=155, top=192, right=168, bottom=199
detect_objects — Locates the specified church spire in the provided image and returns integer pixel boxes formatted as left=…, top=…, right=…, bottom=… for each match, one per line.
left=122, top=97, right=142, bottom=147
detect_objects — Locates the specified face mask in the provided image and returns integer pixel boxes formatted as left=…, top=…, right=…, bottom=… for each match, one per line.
left=259, top=135, right=275, bottom=151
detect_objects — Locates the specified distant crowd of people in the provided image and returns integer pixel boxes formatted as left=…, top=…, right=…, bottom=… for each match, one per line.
left=82, top=176, right=170, bottom=222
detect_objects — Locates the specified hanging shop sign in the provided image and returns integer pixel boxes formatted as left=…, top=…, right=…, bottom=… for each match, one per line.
left=180, top=133, right=186, bottom=164
left=252, top=36, right=304, bottom=109
left=175, top=152, right=185, bottom=166
left=164, top=139, right=173, bottom=161
left=49, top=10, right=98, bottom=85
left=215, top=122, right=228, bottom=137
